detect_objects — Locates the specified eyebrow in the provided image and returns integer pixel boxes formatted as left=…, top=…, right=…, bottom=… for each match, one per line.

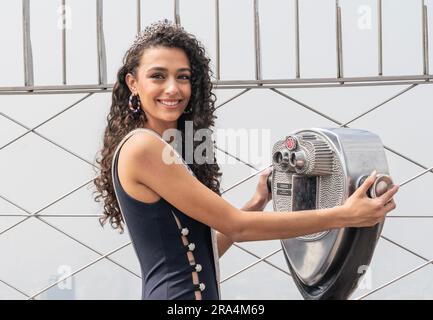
left=147, top=67, right=191, bottom=73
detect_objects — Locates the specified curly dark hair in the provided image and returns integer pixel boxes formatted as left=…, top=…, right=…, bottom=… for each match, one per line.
left=93, top=20, right=222, bottom=232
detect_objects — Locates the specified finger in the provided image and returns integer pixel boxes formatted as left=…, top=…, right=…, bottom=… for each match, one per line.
left=260, top=167, right=273, bottom=183
left=355, top=170, right=377, bottom=196
left=377, top=200, right=396, bottom=220
left=383, top=198, right=397, bottom=212
left=379, top=184, right=399, bottom=205
left=262, top=167, right=272, bottom=176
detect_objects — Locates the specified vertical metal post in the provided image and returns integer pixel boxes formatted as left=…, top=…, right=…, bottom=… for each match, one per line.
left=336, top=0, right=343, bottom=79
left=253, top=0, right=262, bottom=80
left=422, top=0, right=429, bottom=75
left=295, top=0, right=300, bottom=78
left=96, top=0, right=107, bottom=85
left=137, top=0, right=141, bottom=34
left=61, top=0, right=67, bottom=85
left=215, top=0, right=221, bottom=80
left=174, top=0, right=181, bottom=26
left=22, top=0, right=34, bottom=87
left=378, top=0, right=383, bottom=76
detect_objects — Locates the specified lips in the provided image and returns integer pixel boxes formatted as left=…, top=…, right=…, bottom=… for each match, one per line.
left=157, top=99, right=183, bottom=108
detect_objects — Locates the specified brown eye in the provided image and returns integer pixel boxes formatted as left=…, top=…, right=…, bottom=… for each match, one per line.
left=178, top=75, right=191, bottom=81
left=151, top=73, right=164, bottom=80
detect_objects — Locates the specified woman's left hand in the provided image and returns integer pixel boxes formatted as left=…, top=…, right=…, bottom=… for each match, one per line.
left=250, top=167, right=273, bottom=211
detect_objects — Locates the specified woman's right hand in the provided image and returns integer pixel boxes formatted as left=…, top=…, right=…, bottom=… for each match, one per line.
left=340, top=171, right=399, bottom=228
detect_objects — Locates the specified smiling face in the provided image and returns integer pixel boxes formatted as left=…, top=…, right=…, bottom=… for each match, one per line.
left=125, top=46, right=192, bottom=132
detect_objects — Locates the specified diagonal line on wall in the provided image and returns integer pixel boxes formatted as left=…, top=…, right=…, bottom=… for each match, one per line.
left=0, top=178, right=141, bottom=281
left=27, top=241, right=132, bottom=300
left=220, top=248, right=282, bottom=283
left=270, top=88, right=433, bottom=177
left=0, top=93, right=93, bottom=153
left=354, top=257, right=433, bottom=300
left=215, top=89, right=251, bottom=110
left=214, top=145, right=260, bottom=171
left=0, top=278, right=30, bottom=299
left=0, top=179, right=94, bottom=236
left=0, top=93, right=98, bottom=169
left=355, top=233, right=433, bottom=298
left=341, top=84, right=417, bottom=127
left=234, top=243, right=291, bottom=277
left=381, top=235, right=433, bottom=265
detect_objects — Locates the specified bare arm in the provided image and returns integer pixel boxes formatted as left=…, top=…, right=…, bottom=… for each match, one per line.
left=217, top=197, right=265, bottom=258
left=123, top=133, right=398, bottom=243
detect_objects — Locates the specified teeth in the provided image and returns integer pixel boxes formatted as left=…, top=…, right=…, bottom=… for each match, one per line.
left=159, top=100, right=180, bottom=106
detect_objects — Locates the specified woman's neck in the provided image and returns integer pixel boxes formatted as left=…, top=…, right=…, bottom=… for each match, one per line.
left=143, top=119, right=178, bottom=143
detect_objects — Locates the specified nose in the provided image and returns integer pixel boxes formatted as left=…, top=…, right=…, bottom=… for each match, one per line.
left=164, top=77, right=181, bottom=96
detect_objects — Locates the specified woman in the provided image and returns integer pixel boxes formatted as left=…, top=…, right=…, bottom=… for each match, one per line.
left=94, top=21, right=398, bottom=300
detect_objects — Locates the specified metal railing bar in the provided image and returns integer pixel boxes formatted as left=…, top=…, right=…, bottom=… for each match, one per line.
left=253, top=0, right=262, bottom=81
left=215, top=81, right=433, bottom=89
left=62, top=0, right=67, bottom=85
left=336, top=0, right=344, bottom=80
left=295, top=0, right=300, bottom=78
left=22, top=0, right=34, bottom=87
left=215, top=0, right=220, bottom=80
left=213, top=74, right=433, bottom=85
left=96, top=0, right=107, bottom=85
left=136, top=0, right=141, bottom=34
left=174, top=0, right=181, bottom=25
left=2, top=74, right=433, bottom=94
left=2, top=82, right=433, bottom=94
left=378, top=0, right=383, bottom=76
left=423, top=1, right=430, bottom=75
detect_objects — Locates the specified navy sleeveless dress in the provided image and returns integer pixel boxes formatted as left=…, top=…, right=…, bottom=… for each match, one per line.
left=111, top=128, right=221, bottom=300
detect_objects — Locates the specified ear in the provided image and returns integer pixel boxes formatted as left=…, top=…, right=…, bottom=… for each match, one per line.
left=125, top=73, right=138, bottom=94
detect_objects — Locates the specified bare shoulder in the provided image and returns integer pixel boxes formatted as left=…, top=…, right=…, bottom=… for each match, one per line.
left=121, top=130, right=163, bottom=158
left=117, top=131, right=164, bottom=203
